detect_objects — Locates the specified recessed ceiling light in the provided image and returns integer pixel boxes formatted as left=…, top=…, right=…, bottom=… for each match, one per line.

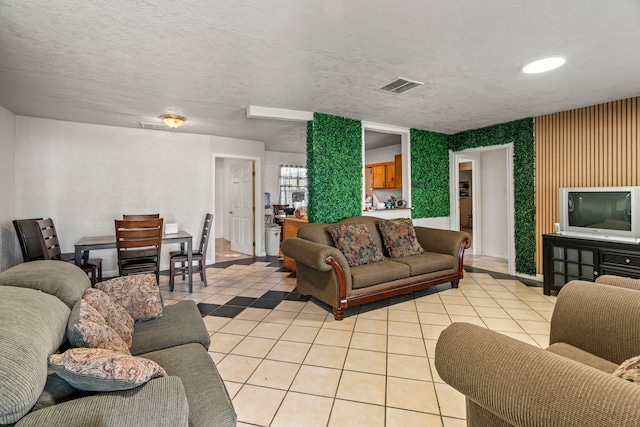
left=522, top=56, right=566, bottom=74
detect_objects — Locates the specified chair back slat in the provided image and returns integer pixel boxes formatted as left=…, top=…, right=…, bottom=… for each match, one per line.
left=123, top=214, right=160, bottom=220
left=34, top=218, right=63, bottom=261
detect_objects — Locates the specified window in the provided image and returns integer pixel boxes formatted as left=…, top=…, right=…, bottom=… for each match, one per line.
left=279, top=164, right=308, bottom=205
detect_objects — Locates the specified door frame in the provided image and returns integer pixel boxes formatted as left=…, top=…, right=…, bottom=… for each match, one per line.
left=211, top=153, right=263, bottom=262
left=449, top=144, right=515, bottom=275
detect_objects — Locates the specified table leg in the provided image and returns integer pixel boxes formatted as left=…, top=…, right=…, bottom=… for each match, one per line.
left=75, top=247, right=82, bottom=266
left=187, top=238, right=193, bottom=293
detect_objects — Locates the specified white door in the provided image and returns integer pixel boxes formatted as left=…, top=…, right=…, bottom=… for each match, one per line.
left=230, top=161, right=254, bottom=255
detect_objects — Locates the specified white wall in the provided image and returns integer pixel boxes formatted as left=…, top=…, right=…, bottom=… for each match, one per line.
left=15, top=117, right=265, bottom=274
left=0, top=106, right=16, bottom=271
left=480, top=148, right=508, bottom=258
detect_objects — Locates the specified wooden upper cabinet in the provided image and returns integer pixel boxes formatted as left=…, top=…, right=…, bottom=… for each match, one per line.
left=395, top=154, right=402, bottom=188
left=372, top=164, right=386, bottom=189
left=385, top=163, right=395, bottom=188
left=368, top=157, right=402, bottom=189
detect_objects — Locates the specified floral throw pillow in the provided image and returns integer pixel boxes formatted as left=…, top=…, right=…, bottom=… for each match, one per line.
left=327, top=223, right=385, bottom=267
left=95, top=274, right=163, bottom=323
left=83, top=288, right=135, bottom=348
left=48, top=348, right=166, bottom=392
left=67, top=300, right=131, bottom=354
left=378, top=218, right=426, bottom=258
left=614, top=355, right=640, bottom=384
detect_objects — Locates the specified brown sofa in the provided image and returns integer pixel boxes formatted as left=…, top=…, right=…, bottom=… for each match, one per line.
left=435, top=277, right=640, bottom=427
left=281, top=216, right=469, bottom=320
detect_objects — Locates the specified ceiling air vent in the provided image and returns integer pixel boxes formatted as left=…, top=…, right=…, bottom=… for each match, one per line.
left=377, top=77, right=425, bottom=94
left=140, top=121, right=168, bottom=130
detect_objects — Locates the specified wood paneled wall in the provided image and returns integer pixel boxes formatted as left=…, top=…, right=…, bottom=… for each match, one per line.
left=534, top=97, right=640, bottom=273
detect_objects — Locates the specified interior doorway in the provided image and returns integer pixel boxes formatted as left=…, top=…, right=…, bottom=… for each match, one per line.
left=211, top=155, right=263, bottom=263
left=450, top=145, right=515, bottom=275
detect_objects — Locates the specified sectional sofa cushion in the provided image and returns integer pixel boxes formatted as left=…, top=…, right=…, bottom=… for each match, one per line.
left=67, top=300, right=130, bottom=354
left=327, top=222, right=385, bottom=267
left=378, top=218, right=426, bottom=258
left=129, top=300, right=211, bottom=356
left=0, top=286, right=70, bottom=424
left=95, top=274, right=163, bottom=323
left=0, top=260, right=90, bottom=309
left=82, top=288, right=134, bottom=347
left=48, top=348, right=166, bottom=392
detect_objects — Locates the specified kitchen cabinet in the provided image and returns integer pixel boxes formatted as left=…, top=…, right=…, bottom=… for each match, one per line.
left=395, top=154, right=402, bottom=188
left=369, top=159, right=400, bottom=189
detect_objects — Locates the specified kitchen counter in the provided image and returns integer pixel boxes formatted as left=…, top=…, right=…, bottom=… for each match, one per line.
left=362, top=208, right=413, bottom=219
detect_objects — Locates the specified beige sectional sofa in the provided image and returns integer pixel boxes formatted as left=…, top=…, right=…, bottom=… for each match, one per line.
left=281, top=216, right=469, bottom=320
left=435, top=277, right=640, bottom=427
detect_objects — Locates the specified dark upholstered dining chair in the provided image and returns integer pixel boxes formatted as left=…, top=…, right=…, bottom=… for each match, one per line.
left=14, top=218, right=75, bottom=263
left=115, top=218, right=163, bottom=283
left=169, top=213, right=213, bottom=291
left=123, top=214, right=161, bottom=220
left=34, top=218, right=102, bottom=285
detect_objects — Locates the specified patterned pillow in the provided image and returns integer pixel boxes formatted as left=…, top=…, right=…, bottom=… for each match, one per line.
left=83, top=288, right=134, bottom=347
left=67, top=300, right=131, bottom=354
left=48, top=348, right=166, bottom=392
left=378, top=218, right=426, bottom=258
left=614, top=355, right=640, bottom=383
left=327, top=223, right=385, bottom=267
left=95, top=274, right=163, bottom=323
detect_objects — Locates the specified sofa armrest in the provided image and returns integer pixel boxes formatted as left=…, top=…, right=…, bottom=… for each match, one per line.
left=596, top=274, right=640, bottom=291
left=436, top=322, right=640, bottom=427
left=550, top=280, right=640, bottom=364
left=414, top=227, right=469, bottom=260
left=15, top=377, right=189, bottom=427
left=281, top=237, right=350, bottom=273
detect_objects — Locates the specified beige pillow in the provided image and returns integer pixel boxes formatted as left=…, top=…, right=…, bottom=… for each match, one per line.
left=614, top=355, right=640, bottom=383
left=95, top=274, right=163, bottom=323
left=49, top=348, right=166, bottom=392
left=67, top=300, right=130, bottom=354
left=82, top=288, right=134, bottom=347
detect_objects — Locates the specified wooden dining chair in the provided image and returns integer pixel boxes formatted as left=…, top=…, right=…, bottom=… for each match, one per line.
left=168, top=213, right=213, bottom=291
left=115, top=218, right=163, bottom=283
left=122, top=214, right=160, bottom=220
left=34, top=218, right=102, bottom=285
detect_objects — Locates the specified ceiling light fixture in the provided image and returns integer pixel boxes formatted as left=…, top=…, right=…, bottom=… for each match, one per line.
left=160, top=114, right=186, bottom=129
left=522, top=56, right=566, bottom=74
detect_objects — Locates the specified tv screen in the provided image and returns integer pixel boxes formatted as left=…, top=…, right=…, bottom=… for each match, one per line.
left=568, top=191, right=631, bottom=231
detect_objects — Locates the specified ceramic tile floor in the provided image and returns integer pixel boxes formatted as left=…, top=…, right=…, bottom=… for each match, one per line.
left=159, top=257, right=555, bottom=427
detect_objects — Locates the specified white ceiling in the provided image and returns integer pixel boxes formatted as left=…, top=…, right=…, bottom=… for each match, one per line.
left=1, top=1, right=639, bottom=154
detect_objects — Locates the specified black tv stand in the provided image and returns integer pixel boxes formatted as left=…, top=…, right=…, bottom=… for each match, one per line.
left=543, top=234, right=640, bottom=295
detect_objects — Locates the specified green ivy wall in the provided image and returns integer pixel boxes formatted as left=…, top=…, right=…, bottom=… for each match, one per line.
left=410, top=129, right=450, bottom=218
left=306, top=113, right=362, bottom=223
left=305, top=113, right=536, bottom=275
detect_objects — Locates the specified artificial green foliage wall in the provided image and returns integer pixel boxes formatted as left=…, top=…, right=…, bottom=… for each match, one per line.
left=448, top=118, right=536, bottom=275
left=307, top=113, right=363, bottom=223
left=410, top=129, right=450, bottom=219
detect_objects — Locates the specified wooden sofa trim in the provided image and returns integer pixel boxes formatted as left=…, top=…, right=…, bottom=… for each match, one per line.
left=326, top=238, right=468, bottom=320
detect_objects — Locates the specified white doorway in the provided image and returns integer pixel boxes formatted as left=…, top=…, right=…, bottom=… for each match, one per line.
left=450, top=145, right=515, bottom=275
left=212, top=155, right=263, bottom=262
left=230, top=160, right=255, bottom=255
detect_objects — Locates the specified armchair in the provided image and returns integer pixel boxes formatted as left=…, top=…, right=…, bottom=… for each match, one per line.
left=435, top=280, right=640, bottom=427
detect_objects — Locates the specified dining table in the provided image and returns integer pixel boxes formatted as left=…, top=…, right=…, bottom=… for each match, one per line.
left=74, top=230, right=195, bottom=292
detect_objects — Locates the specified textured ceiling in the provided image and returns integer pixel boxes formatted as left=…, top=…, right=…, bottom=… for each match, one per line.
left=1, top=1, right=639, bottom=153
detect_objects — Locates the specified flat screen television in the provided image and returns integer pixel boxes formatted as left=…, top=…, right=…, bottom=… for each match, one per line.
left=558, top=186, right=640, bottom=243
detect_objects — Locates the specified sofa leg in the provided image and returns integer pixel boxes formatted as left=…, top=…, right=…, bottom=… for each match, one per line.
left=452, top=280, right=460, bottom=288
left=333, top=307, right=345, bottom=321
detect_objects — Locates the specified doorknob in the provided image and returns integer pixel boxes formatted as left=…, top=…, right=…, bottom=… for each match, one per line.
left=229, top=211, right=233, bottom=214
